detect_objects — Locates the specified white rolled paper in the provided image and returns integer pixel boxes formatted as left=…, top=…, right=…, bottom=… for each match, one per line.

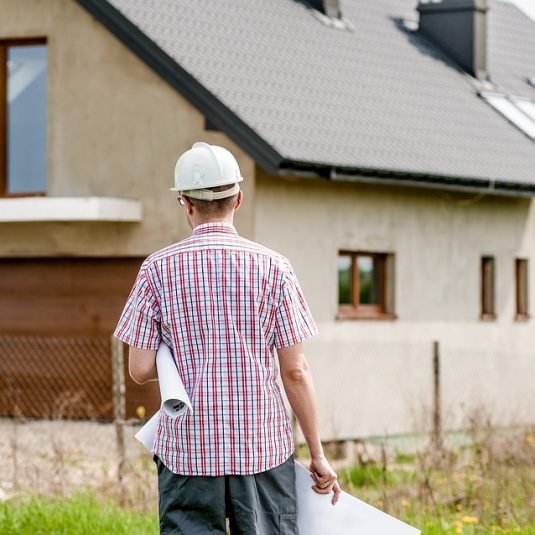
left=295, top=463, right=420, bottom=534
left=134, top=343, right=192, bottom=451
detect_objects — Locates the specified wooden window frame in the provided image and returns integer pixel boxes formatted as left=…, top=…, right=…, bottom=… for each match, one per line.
left=337, top=251, right=396, bottom=320
left=480, top=256, right=496, bottom=321
left=0, top=38, right=47, bottom=198
left=515, top=258, right=529, bottom=321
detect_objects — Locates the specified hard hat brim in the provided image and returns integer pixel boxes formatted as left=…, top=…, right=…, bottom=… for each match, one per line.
left=172, top=183, right=241, bottom=201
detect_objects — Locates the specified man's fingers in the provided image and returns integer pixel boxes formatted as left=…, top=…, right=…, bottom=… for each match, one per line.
left=311, top=484, right=333, bottom=495
left=311, top=479, right=342, bottom=504
left=311, top=471, right=336, bottom=488
left=331, top=481, right=342, bottom=506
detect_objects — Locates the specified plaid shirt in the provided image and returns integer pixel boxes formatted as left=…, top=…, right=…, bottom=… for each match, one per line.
left=115, top=222, right=317, bottom=476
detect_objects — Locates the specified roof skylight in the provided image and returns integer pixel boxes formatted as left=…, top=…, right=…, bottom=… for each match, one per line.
left=480, top=92, right=535, bottom=140
left=514, top=98, right=535, bottom=121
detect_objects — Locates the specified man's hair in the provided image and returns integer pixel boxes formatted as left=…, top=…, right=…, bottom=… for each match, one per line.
left=184, top=184, right=239, bottom=216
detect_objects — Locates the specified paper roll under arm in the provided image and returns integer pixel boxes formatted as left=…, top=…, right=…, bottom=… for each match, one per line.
left=156, top=343, right=192, bottom=417
left=135, top=343, right=192, bottom=451
left=135, top=411, right=160, bottom=451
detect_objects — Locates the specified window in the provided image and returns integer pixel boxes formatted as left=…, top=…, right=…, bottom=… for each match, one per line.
left=1, top=39, right=47, bottom=196
left=337, top=252, right=395, bottom=319
left=480, top=91, right=535, bottom=140
left=515, top=258, right=529, bottom=320
left=480, top=256, right=495, bottom=320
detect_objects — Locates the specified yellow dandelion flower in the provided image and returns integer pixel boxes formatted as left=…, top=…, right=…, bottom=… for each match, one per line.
left=462, top=515, right=479, bottom=524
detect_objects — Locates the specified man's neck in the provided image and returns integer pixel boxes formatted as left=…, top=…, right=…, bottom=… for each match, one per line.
left=191, top=213, right=234, bottom=228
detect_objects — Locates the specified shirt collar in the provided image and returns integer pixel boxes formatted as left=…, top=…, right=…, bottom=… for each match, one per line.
left=192, top=222, right=238, bottom=236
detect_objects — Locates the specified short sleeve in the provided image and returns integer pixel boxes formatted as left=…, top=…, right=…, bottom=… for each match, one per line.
left=273, top=263, right=318, bottom=349
left=114, top=263, right=161, bottom=350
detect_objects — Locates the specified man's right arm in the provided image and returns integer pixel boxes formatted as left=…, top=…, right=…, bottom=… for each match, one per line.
left=278, top=342, right=341, bottom=505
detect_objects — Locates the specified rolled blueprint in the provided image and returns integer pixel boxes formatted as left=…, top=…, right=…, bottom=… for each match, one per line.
left=295, top=463, right=420, bottom=534
left=135, top=343, right=192, bottom=451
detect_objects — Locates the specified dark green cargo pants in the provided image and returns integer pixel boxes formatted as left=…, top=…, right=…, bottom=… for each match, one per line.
left=154, top=455, right=298, bottom=535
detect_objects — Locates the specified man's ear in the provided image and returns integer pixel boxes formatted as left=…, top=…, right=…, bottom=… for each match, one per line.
left=182, top=196, right=194, bottom=215
left=235, top=191, right=244, bottom=211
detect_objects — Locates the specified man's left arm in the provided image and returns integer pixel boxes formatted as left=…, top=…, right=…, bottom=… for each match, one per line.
left=128, top=346, right=158, bottom=384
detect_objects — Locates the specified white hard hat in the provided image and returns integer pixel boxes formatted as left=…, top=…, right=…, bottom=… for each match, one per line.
left=171, top=142, right=243, bottom=201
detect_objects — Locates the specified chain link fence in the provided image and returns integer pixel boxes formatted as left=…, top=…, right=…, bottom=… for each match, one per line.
left=0, top=335, right=113, bottom=419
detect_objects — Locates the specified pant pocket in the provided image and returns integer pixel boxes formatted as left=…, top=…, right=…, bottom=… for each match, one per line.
left=279, top=513, right=298, bottom=535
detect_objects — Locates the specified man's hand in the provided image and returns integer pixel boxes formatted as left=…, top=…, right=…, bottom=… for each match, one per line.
left=309, top=456, right=342, bottom=505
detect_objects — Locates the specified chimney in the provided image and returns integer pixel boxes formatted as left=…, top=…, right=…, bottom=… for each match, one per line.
left=308, top=0, right=341, bottom=19
left=418, top=0, right=489, bottom=80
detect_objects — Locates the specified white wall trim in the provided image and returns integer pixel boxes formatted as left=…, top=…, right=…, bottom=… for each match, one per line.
left=0, top=197, right=143, bottom=223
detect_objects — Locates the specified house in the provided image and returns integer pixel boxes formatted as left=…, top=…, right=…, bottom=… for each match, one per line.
left=0, top=0, right=534, bottom=437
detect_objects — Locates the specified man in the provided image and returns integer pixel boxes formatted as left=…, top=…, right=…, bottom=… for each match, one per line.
left=115, top=142, right=340, bottom=534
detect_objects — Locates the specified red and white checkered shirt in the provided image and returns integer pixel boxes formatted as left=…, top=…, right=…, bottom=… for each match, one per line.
left=115, top=222, right=317, bottom=476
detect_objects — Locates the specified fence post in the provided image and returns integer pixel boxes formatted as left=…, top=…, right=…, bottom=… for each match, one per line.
left=111, top=336, right=127, bottom=501
left=432, top=340, right=443, bottom=451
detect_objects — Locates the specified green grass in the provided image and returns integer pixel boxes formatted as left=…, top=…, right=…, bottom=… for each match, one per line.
left=403, top=514, right=535, bottom=534
left=1, top=491, right=534, bottom=535
left=338, top=463, right=394, bottom=487
left=338, top=463, right=417, bottom=489
left=0, top=493, right=158, bottom=535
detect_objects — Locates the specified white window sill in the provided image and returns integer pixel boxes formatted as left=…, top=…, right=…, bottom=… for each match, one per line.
left=0, top=197, right=143, bottom=223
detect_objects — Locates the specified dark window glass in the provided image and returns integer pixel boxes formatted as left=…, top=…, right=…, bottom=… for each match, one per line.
left=6, top=44, right=47, bottom=194
left=516, top=258, right=529, bottom=318
left=481, top=256, right=495, bottom=318
left=337, top=255, right=352, bottom=305
left=358, top=255, right=381, bottom=305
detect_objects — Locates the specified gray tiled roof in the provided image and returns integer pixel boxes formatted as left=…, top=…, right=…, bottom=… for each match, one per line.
left=97, top=0, right=535, bottom=189
left=489, top=1, right=535, bottom=99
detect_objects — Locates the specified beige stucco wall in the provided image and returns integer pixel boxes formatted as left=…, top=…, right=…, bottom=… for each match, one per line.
left=0, top=0, right=255, bottom=257
left=255, top=169, right=535, bottom=441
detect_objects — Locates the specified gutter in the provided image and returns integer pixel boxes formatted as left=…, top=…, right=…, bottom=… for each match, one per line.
left=278, top=162, right=535, bottom=198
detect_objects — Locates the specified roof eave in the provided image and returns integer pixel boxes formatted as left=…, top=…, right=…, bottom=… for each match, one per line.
left=278, top=161, right=535, bottom=197
left=74, top=0, right=283, bottom=174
